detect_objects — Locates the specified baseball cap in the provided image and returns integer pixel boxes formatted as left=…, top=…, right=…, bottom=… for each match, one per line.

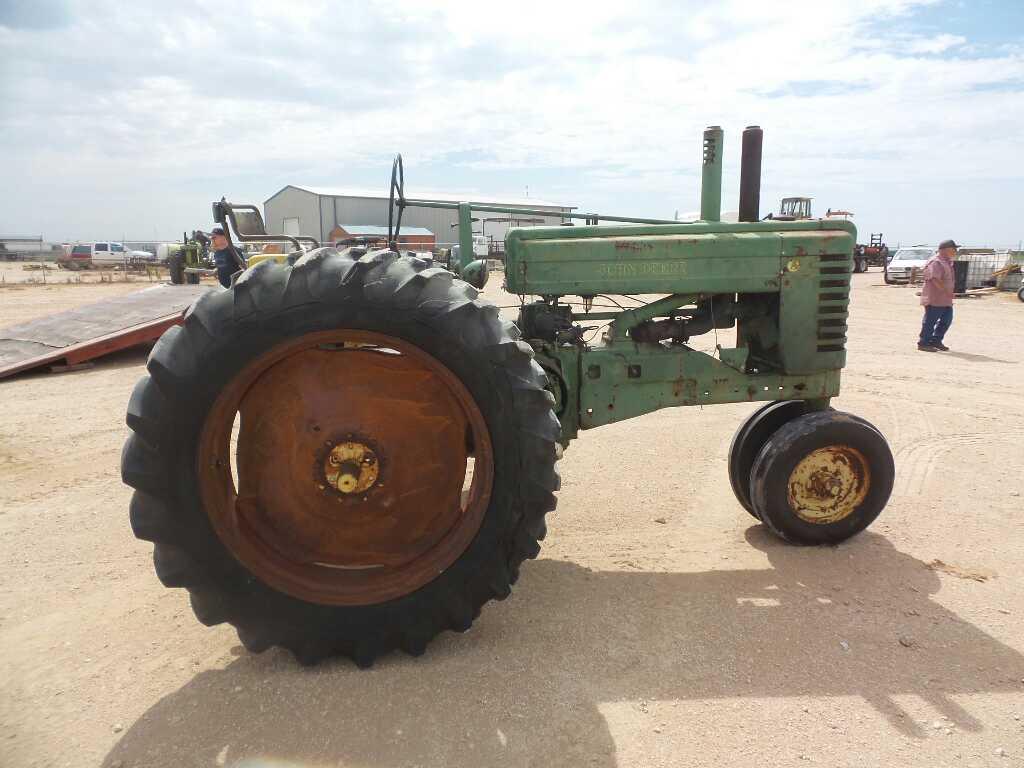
left=938, top=239, right=959, bottom=250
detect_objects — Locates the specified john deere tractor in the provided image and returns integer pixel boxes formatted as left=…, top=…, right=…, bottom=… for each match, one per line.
left=122, top=125, right=894, bottom=666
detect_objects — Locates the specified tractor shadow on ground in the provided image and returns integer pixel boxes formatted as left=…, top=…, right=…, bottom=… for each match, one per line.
left=103, top=530, right=1024, bottom=768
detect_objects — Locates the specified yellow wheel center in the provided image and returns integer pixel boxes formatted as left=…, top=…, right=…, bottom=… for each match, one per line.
left=324, top=441, right=379, bottom=495
left=787, top=445, right=870, bottom=525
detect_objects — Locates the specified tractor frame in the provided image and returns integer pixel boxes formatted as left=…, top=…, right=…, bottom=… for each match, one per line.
left=395, top=126, right=852, bottom=444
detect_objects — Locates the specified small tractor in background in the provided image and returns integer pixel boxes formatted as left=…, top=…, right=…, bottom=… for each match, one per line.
left=166, top=231, right=213, bottom=285
left=123, top=124, right=894, bottom=667
left=855, top=233, right=890, bottom=272
left=769, top=196, right=814, bottom=221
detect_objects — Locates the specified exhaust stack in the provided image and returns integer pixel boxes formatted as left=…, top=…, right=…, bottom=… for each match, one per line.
left=738, top=125, right=763, bottom=223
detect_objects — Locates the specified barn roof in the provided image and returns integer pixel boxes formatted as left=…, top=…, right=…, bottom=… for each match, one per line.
left=265, top=184, right=574, bottom=210
left=336, top=225, right=434, bottom=237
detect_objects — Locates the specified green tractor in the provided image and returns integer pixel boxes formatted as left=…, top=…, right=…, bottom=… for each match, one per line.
left=122, top=125, right=894, bottom=666
left=166, top=230, right=213, bottom=285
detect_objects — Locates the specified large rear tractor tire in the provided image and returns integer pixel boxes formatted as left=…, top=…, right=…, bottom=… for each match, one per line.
left=122, top=248, right=560, bottom=666
left=748, top=411, right=893, bottom=545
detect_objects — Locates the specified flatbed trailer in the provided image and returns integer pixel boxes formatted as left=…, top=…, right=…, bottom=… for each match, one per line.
left=0, top=284, right=211, bottom=379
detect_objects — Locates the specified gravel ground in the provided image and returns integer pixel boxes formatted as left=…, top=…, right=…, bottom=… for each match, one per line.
left=1, top=270, right=1022, bottom=768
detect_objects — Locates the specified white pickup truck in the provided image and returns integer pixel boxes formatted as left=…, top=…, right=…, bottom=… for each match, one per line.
left=70, top=242, right=156, bottom=267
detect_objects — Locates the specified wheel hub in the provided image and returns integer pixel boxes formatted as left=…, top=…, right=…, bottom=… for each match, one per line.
left=787, top=444, right=869, bottom=525
left=322, top=439, right=379, bottom=496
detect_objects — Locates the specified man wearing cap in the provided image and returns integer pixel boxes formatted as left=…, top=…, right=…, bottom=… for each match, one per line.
left=210, top=225, right=246, bottom=289
left=917, top=239, right=958, bottom=352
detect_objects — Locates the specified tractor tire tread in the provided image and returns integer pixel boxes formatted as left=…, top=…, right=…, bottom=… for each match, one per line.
left=121, top=249, right=559, bottom=666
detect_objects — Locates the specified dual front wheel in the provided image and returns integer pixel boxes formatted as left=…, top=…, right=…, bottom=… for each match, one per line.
left=728, top=402, right=894, bottom=544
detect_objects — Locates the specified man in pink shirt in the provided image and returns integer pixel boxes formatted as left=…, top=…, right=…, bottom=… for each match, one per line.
left=917, top=239, right=958, bottom=352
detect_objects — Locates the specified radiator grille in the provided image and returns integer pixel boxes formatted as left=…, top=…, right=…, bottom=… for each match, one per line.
left=816, top=254, right=850, bottom=353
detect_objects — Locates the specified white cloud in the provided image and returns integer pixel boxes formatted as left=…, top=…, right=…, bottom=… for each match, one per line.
left=0, top=0, right=1022, bottom=245
left=904, top=32, right=967, bottom=53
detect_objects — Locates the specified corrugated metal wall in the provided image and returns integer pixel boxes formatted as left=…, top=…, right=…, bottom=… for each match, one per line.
left=266, top=188, right=570, bottom=248
left=263, top=188, right=320, bottom=241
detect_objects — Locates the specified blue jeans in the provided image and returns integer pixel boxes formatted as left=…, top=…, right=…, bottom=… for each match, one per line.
left=919, top=305, right=952, bottom=346
left=216, top=265, right=235, bottom=289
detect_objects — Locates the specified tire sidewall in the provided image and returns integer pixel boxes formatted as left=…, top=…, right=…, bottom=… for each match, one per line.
left=751, top=413, right=894, bottom=545
left=157, top=284, right=533, bottom=625
left=729, top=400, right=810, bottom=514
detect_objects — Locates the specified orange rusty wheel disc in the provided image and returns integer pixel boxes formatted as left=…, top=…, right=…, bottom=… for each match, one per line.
left=786, top=444, right=869, bottom=525
left=196, top=330, right=494, bottom=606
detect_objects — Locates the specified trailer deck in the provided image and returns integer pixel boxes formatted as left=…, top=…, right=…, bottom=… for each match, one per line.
left=0, top=284, right=212, bottom=379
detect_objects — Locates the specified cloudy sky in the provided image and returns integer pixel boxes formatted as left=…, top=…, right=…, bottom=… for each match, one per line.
left=1, top=0, right=1022, bottom=247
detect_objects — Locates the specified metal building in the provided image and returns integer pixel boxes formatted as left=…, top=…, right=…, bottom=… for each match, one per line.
left=263, top=185, right=576, bottom=250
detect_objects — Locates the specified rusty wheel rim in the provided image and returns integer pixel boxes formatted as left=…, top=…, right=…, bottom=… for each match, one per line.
left=197, top=330, right=494, bottom=606
left=787, top=444, right=870, bottom=525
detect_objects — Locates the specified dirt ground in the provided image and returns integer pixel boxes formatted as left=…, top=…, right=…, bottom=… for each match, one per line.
left=0, top=261, right=174, bottom=286
left=0, top=262, right=217, bottom=324
left=1, top=270, right=1022, bottom=768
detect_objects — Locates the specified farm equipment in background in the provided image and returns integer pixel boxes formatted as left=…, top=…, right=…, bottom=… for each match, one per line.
left=767, top=199, right=883, bottom=274
left=390, top=156, right=490, bottom=290
left=210, top=171, right=491, bottom=290
left=167, top=231, right=213, bottom=285
left=855, top=233, right=890, bottom=273
left=768, top=196, right=813, bottom=221
left=122, top=125, right=894, bottom=667
left=447, top=215, right=548, bottom=263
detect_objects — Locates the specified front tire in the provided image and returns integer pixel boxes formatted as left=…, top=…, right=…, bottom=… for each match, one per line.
left=728, top=400, right=810, bottom=518
left=122, top=248, right=560, bottom=666
left=749, top=411, right=893, bottom=545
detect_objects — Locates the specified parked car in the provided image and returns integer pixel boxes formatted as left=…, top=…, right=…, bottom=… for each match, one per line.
left=885, top=246, right=933, bottom=283
left=57, top=244, right=95, bottom=270
left=61, top=242, right=156, bottom=268
left=92, top=242, right=155, bottom=266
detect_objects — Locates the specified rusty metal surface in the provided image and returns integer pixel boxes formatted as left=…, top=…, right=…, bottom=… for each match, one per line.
left=786, top=444, right=869, bottom=525
left=197, top=329, right=493, bottom=606
left=0, top=284, right=212, bottom=379
left=0, top=339, right=53, bottom=370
